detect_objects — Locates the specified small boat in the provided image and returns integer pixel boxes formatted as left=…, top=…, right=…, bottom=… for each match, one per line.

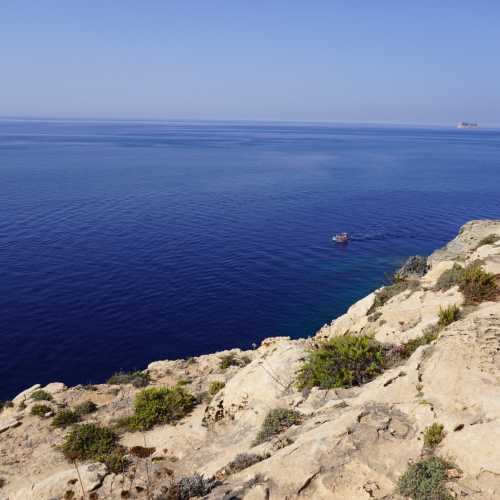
left=334, top=232, right=349, bottom=243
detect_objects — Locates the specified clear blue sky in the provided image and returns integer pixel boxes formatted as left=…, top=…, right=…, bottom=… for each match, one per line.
left=2, top=1, right=499, bottom=124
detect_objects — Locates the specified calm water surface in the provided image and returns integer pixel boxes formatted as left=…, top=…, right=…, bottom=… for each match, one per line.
left=1, top=120, right=499, bottom=399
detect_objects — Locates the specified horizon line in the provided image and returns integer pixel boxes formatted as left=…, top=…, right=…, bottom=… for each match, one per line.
left=1, top=115, right=499, bottom=129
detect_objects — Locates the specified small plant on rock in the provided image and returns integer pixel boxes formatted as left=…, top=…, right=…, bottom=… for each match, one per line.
left=459, top=263, right=497, bottom=303
left=398, top=456, right=454, bottom=500
left=219, top=353, right=249, bottom=370
left=402, top=325, right=440, bottom=358
left=30, top=390, right=53, bottom=401
left=254, top=408, right=302, bottom=445
left=208, top=381, right=225, bottom=396
left=297, top=335, right=385, bottom=389
left=423, top=423, right=445, bottom=448
left=74, top=400, right=98, bottom=416
left=437, top=304, right=460, bottom=327
left=53, top=409, right=81, bottom=428
left=369, top=279, right=419, bottom=312
left=434, top=263, right=465, bottom=291
left=225, top=453, right=266, bottom=474
left=161, top=473, right=218, bottom=500
left=62, top=423, right=121, bottom=464
left=30, top=404, right=52, bottom=417
left=128, top=386, right=197, bottom=431
left=107, top=370, right=150, bottom=388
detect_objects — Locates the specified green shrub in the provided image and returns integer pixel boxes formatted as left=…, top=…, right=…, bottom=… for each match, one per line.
left=128, top=386, right=197, bottom=431
left=52, top=409, right=81, bottom=428
left=208, top=381, right=225, bottom=396
left=402, top=325, right=440, bottom=357
left=107, top=370, right=150, bottom=388
left=475, top=234, right=500, bottom=249
left=254, top=408, right=302, bottom=445
left=424, top=423, right=445, bottom=448
left=219, top=353, right=250, bottom=370
left=297, top=335, right=385, bottom=389
left=30, top=390, right=53, bottom=401
left=459, top=263, right=497, bottom=303
left=62, top=423, right=120, bottom=463
left=398, top=456, right=454, bottom=500
left=437, top=304, right=460, bottom=327
left=434, top=264, right=465, bottom=291
left=30, top=404, right=52, bottom=417
left=74, top=400, right=98, bottom=416
left=370, top=280, right=419, bottom=312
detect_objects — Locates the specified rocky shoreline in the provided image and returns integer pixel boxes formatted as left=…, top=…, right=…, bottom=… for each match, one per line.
left=1, top=219, right=500, bottom=499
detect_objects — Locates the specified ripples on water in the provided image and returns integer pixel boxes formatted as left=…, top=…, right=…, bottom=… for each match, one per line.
left=1, top=120, right=499, bottom=398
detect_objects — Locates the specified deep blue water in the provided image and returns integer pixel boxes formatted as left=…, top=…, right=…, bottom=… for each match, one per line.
left=1, top=120, right=500, bottom=399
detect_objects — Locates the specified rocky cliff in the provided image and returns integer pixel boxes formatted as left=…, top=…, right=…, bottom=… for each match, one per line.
left=1, top=220, right=500, bottom=500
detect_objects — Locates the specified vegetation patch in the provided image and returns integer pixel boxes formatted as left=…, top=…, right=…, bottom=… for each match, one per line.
left=398, top=456, right=454, bottom=500
left=158, top=473, right=218, bottom=500
left=107, top=370, right=150, bottom=388
left=124, top=386, right=197, bottom=431
left=437, top=304, right=460, bottom=327
left=297, top=335, right=385, bottom=390
left=424, top=423, right=445, bottom=449
left=219, top=353, right=250, bottom=370
left=434, top=263, right=465, bottom=291
left=369, top=279, right=419, bottom=313
left=53, top=409, right=81, bottom=428
left=30, top=390, right=53, bottom=401
left=30, top=404, right=52, bottom=417
left=208, top=380, right=225, bottom=396
left=459, top=263, right=497, bottom=303
left=475, top=234, right=500, bottom=249
left=254, top=408, right=302, bottom=445
left=225, top=453, right=266, bottom=474
left=74, top=400, right=97, bottom=416
left=62, top=423, right=125, bottom=472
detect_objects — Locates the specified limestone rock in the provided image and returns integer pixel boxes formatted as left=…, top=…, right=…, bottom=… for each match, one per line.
left=11, top=463, right=107, bottom=500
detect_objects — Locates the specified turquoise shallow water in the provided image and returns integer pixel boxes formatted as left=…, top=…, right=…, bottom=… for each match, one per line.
left=1, top=120, right=500, bottom=399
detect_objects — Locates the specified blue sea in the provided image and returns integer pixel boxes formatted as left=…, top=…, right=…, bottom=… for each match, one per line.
left=1, top=120, right=500, bottom=399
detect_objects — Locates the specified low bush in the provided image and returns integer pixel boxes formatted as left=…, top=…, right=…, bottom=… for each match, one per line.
left=434, top=263, right=465, bottom=291
left=225, top=453, right=266, bottom=474
left=424, top=423, right=445, bottom=448
left=398, top=456, right=454, bottom=500
left=30, top=390, right=53, bottom=401
left=208, top=380, right=225, bottom=396
left=31, top=404, right=52, bottom=417
left=475, top=234, right=500, bottom=249
left=402, top=325, right=440, bottom=357
left=437, top=304, right=460, bottom=327
left=74, top=400, right=98, bottom=416
left=459, top=263, right=497, bottom=303
left=369, top=280, right=419, bottom=313
left=127, top=386, right=197, bottom=431
left=297, top=335, right=385, bottom=390
left=254, top=408, right=302, bottom=445
left=156, top=473, right=217, bottom=500
left=219, top=353, right=250, bottom=370
left=62, top=423, right=120, bottom=464
left=52, top=409, right=81, bottom=428
left=107, top=370, right=150, bottom=388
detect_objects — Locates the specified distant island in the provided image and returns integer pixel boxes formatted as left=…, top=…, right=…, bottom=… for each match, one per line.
left=457, top=121, right=479, bottom=129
